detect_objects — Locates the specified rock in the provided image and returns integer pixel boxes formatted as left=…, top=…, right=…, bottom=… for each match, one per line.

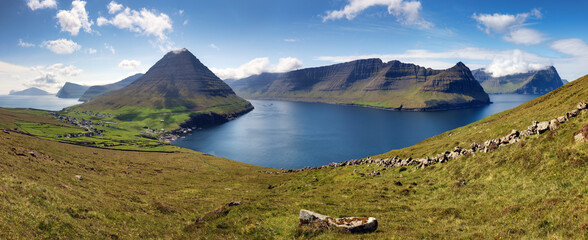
left=454, top=179, right=467, bottom=187
left=574, top=133, right=586, bottom=143
left=368, top=170, right=380, bottom=177
left=567, top=109, right=578, bottom=118
left=549, top=119, right=559, bottom=131
left=577, top=102, right=587, bottom=110
left=470, top=142, right=479, bottom=151
left=299, top=209, right=378, bottom=233
left=528, top=121, right=538, bottom=132
left=226, top=201, right=241, bottom=207
left=557, top=116, right=568, bottom=123
left=536, top=121, right=550, bottom=134
left=75, top=175, right=82, bottom=180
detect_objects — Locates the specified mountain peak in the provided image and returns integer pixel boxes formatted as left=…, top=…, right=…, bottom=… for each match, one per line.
left=172, top=48, right=189, bottom=54
left=454, top=61, right=467, bottom=69
left=76, top=48, right=249, bottom=110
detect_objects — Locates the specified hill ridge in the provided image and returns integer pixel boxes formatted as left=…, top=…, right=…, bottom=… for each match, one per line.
left=228, top=59, right=490, bottom=111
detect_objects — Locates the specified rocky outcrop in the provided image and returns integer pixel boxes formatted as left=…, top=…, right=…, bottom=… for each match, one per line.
left=56, top=82, right=90, bottom=99
left=229, top=60, right=490, bottom=111
left=299, top=209, right=377, bottom=233
left=473, top=66, right=563, bottom=94
left=79, top=73, right=143, bottom=102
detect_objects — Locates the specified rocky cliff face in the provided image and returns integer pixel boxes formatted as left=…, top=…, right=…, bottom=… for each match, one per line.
left=79, top=73, right=143, bottom=102
left=229, top=59, right=490, bottom=111
left=56, top=82, right=89, bottom=98
left=472, top=66, right=563, bottom=94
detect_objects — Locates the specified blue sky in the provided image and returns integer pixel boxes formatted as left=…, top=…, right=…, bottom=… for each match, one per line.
left=1, top=0, right=588, bottom=94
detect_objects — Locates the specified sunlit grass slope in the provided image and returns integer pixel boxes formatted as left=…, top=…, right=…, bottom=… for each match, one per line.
left=0, top=75, right=587, bottom=239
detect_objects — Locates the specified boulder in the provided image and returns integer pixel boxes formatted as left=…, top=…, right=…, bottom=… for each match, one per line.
left=574, top=132, right=586, bottom=143
left=528, top=121, right=538, bottom=132
left=549, top=119, right=559, bottom=131
left=536, top=121, right=550, bottom=134
left=299, top=209, right=378, bottom=233
left=567, top=109, right=578, bottom=118
left=557, top=116, right=568, bottom=123
left=577, top=102, right=587, bottom=110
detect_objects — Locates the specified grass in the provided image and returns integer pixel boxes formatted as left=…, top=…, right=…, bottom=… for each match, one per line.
left=0, top=76, right=587, bottom=238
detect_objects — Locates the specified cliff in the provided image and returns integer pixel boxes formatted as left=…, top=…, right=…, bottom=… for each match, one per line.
left=472, top=66, right=563, bottom=94
left=228, top=59, right=490, bottom=111
left=56, top=82, right=89, bottom=99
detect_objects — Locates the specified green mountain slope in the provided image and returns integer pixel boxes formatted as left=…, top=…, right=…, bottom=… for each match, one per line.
left=472, top=66, right=564, bottom=94
left=229, top=60, right=490, bottom=111
left=0, top=74, right=586, bottom=238
left=78, top=73, right=143, bottom=102
left=69, top=49, right=253, bottom=132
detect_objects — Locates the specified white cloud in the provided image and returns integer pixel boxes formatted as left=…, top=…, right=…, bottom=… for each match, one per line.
left=551, top=38, right=588, bottom=57
left=96, top=16, right=109, bottom=26
left=473, top=9, right=544, bottom=45
left=503, top=28, right=546, bottom=45
left=485, top=49, right=549, bottom=77
left=211, top=57, right=303, bottom=80
left=118, top=59, right=141, bottom=70
left=275, top=57, right=303, bottom=72
left=107, top=1, right=123, bottom=14
left=323, top=0, right=432, bottom=29
left=209, top=43, right=218, bottom=49
left=18, top=39, right=35, bottom=47
left=0, top=61, right=83, bottom=94
left=86, top=48, right=97, bottom=54
left=550, top=38, right=588, bottom=81
left=27, top=0, right=57, bottom=11
left=178, top=9, right=184, bottom=15
left=56, top=0, right=94, bottom=36
left=104, top=43, right=115, bottom=54
left=41, top=39, right=81, bottom=54
left=98, top=4, right=173, bottom=40
left=284, top=38, right=298, bottom=42
left=316, top=47, right=551, bottom=77
left=183, top=19, right=188, bottom=25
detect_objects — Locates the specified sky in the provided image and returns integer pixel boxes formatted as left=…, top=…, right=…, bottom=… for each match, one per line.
left=1, top=0, right=588, bottom=94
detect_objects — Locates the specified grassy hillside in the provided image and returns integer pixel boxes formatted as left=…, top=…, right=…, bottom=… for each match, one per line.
left=0, top=75, right=587, bottom=239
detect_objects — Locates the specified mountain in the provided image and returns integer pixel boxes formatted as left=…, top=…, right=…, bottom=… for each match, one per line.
left=8, top=87, right=51, bottom=96
left=228, top=59, right=490, bottom=111
left=72, top=48, right=252, bottom=128
left=78, top=73, right=143, bottom=102
left=56, top=82, right=90, bottom=98
left=472, top=66, right=563, bottom=94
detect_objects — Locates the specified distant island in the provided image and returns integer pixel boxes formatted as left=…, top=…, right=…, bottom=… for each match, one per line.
left=56, top=82, right=90, bottom=99
left=9, top=87, right=51, bottom=96
left=79, top=73, right=144, bottom=102
left=227, top=59, right=490, bottom=111
left=472, top=66, right=563, bottom=94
